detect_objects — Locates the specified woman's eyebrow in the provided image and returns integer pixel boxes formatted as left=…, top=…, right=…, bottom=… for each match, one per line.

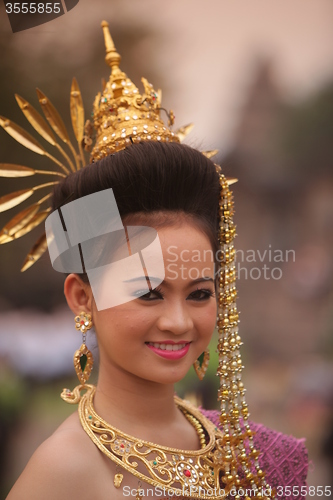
left=185, top=276, right=214, bottom=286
left=123, top=276, right=162, bottom=283
left=123, top=276, right=214, bottom=287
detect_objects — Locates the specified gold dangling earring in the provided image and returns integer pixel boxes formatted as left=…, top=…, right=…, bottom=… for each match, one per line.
left=193, top=350, right=210, bottom=380
left=73, top=311, right=94, bottom=384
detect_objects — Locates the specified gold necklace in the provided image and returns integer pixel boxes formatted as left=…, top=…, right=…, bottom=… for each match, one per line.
left=180, top=408, right=207, bottom=449
left=62, top=384, right=232, bottom=499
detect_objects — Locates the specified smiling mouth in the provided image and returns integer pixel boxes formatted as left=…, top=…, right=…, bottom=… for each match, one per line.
left=146, top=342, right=189, bottom=351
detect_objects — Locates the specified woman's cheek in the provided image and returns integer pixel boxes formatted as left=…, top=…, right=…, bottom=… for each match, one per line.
left=198, top=301, right=217, bottom=331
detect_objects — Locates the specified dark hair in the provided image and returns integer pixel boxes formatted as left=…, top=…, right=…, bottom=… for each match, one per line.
left=52, top=141, right=220, bottom=282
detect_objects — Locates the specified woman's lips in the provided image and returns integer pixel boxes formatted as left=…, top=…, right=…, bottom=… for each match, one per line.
left=145, top=341, right=191, bottom=360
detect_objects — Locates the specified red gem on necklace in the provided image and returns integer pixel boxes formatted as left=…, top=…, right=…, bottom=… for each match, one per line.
left=80, top=320, right=84, bottom=325
left=184, top=470, right=191, bottom=477
left=120, top=444, right=125, bottom=448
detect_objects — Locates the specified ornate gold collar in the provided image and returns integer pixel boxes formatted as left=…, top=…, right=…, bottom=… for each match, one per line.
left=61, top=384, right=232, bottom=499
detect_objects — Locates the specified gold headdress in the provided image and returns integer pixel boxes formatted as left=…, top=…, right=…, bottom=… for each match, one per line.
left=0, top=21, right=205, bottom=271
left=91, top=21, right=181, bottom=159
left=0, top=21, right=273, bottom=499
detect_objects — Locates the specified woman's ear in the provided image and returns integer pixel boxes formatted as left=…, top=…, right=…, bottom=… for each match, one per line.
left=64, top=274, right=93, bottom=316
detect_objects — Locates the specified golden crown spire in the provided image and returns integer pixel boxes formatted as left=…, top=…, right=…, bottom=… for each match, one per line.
left=101, top=21, right=121, bottom=73
left=89, top=21, right=180, bottom=161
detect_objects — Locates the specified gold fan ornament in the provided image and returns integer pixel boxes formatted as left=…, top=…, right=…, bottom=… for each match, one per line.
left=0, top=21, right=198, bottom=272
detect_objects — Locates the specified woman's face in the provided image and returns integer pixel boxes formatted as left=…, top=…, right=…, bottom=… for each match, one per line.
left=91, top=221, right=217, bottom=385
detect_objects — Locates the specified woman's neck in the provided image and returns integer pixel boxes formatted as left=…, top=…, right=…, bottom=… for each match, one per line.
left=93, top=362, right=179, bottom=435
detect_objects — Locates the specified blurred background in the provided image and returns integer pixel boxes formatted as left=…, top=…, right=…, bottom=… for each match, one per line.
left=0, top=0, right=332, bottom=497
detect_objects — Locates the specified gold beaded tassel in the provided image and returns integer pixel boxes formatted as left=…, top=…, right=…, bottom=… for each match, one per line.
left=216, top=174, right=274, bottom=500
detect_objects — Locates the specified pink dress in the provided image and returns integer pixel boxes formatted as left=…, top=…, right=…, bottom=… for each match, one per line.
left=200, top=409, right=309, bottom=500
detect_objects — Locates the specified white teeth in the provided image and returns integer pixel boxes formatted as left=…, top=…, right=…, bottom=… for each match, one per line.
left=148, top=342, right=187, bottom=351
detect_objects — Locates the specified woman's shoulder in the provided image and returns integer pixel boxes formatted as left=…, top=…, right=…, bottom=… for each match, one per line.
left=7, top=411, right=105, bottom=500
left=199, top=408, right=309, bottom=498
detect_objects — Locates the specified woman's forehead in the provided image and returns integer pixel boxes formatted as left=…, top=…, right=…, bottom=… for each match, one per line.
left=157, top=224, right=213, bottom=250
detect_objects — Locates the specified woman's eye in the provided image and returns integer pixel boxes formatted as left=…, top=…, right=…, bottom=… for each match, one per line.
left=131, top=287, right=214, bottom=301
left=188, top=288, right=214, bottom=301
left=132, top=286, right=164, bottom=301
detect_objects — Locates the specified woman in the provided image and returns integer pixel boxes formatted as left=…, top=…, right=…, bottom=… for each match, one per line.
left=2, top=22, right=308, bottom=500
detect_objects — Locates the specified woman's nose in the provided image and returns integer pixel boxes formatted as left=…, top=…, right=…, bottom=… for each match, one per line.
left=156, top=300, right=193, bottom=335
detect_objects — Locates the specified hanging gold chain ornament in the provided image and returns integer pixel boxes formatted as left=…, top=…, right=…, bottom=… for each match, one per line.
left=215, top=171, right=274, bottom=499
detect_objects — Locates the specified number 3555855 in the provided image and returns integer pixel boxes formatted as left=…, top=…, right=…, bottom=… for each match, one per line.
left=5, top=3, right=61, bottom=14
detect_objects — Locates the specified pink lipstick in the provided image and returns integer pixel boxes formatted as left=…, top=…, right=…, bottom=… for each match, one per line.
left=145, top=341, right=191, bottom=360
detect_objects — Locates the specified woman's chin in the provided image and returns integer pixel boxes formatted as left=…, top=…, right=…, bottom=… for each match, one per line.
left=141, top=367, right=193, bottom=386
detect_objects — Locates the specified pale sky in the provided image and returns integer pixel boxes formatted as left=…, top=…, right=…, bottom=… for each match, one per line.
left=1, top=0, right=333, bottom=153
